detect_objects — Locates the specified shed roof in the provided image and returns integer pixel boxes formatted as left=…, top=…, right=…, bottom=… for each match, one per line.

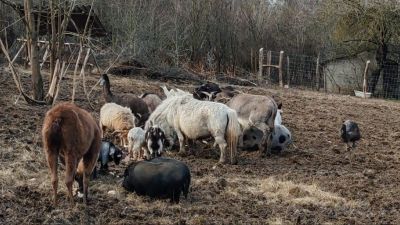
left=14, top=3, right=108, bottom=37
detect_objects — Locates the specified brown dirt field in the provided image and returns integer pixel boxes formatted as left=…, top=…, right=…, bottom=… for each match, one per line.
left=1, top=66, right=400, bottom=225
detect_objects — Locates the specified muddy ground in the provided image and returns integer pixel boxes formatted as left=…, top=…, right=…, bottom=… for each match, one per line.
left=1, top=65, right=400, bottom=225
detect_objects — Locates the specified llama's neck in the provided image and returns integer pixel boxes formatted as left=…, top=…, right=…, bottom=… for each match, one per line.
left=103, top=83, right=114, bottom=102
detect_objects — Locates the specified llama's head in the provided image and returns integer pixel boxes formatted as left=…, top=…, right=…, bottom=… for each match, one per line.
left=100, top=74, right=110, bottom=86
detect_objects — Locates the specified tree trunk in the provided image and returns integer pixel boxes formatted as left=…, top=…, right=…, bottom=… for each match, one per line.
left=368, top=42, right=388, bottom=94
left=49, top=0, right=57, bottom=83
left=25, top=0, right=44, bottom=100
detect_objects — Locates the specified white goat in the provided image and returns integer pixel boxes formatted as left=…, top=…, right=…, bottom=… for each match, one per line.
left=127, top=127, right=148, bottom=160
left=146, top=88, right=241, bottom=165
left=99, top=103, right=136, bottom=147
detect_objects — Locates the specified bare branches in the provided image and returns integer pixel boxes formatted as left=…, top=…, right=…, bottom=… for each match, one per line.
left=0, top=38, right=46, bottom=105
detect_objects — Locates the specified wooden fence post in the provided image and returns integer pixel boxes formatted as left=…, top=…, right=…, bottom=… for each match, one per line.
left=286, top=55, right=290, bottom=88
left=278, top=51, right=284, bottom=87
left=258, top=48, right=264, bottom=85
left=315, top=53, right=320, bottom=90
left=251, top=48, right=253, bottom=73
left=324, top=67, right=327, bottom=93
left=363, top=60, right=370, bottom=98
left=266, top=51, right=271, bottom=84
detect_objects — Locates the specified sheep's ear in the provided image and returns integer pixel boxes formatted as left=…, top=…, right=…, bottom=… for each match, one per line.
left=135, top=113, right=142, bottom=119
left=278, top=103, right=282, bottom=109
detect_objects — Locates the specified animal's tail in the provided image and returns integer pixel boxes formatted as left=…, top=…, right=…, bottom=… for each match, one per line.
left=43, top=108, right=80, bottom=155
left=42, top=116, right=63, bottom=156
left=226, top=109, right=240, bottom=164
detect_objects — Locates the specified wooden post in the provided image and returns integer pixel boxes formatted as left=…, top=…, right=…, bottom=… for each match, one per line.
left=266, top=51, right=271, bottom=84
left=40, top=44, right=50, bottom=69
left=258, top=48, right=264, bottom=85
left=278, top=51, right=284, bottom=87
left=315, top=53, right=320, bottom=90
left=72, top=45, right=83, bottom=103
left=251, top=48, right=253, bottom=73
left=324, top=67, right=327, bottom=93
left=286, top=56, right=290, bottom=88
left=363, top=60, right=370, bottom=98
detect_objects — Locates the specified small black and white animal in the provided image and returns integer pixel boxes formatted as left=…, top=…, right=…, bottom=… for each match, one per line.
left=145, top=126, right=167, bottom=158
left=122, top=157, right=191, bottom=203
left=98, top=140, right=123, bottom=171
left=341, top=120, right=361, bottom=150
left=75, top=141, right=122, bottom=198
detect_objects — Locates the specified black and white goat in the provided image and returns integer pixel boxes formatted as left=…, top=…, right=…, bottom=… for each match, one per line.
left=145, top=126, right=167, bottom=158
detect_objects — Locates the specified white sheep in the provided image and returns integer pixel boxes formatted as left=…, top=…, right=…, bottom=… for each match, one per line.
left=127, top=127, right=148, bottom=160
left=99, top=103, right=136, bottom=147
left=146, top=88, right=241, bottom=165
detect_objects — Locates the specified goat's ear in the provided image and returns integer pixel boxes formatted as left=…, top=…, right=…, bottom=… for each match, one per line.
left=160, top=130, right=166, bottom=142
left=109, top=146, right=115, bottom=155
left=278, top=103, right=282, bottom=109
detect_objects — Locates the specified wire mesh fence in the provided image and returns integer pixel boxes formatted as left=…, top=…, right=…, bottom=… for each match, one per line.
left=259, top=49, right=400, bottom=100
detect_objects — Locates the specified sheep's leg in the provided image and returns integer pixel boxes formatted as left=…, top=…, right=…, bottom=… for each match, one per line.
left=128, top=140, right=134, bottom=160
left=133, top=145, right=139, bottom=160
left=176, top=130, right=187, bottom=155
left=215, top=135, right=227, bottom=164
left=46, top=152, right=59, bottom=206
left=141, top=146, right=146, bottom=160
left=64, top=155, right=78, bottom=206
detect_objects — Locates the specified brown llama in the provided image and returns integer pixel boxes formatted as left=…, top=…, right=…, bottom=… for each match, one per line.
left=42, top=102, right=102, bottom=206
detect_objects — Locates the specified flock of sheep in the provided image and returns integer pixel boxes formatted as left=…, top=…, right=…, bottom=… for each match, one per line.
left=41, top=73, right=361, bottom=206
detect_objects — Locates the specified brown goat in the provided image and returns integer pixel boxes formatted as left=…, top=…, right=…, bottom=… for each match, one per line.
left=42, top=102, right=102, bottom=206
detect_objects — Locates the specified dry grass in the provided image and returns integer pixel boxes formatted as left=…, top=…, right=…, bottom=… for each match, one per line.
left=256, top=177, right=358, bottom=208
